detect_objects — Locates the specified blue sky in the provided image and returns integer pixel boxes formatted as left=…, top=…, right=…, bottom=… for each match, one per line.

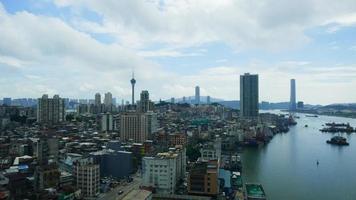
left=0, top=0, right=356, bottom=104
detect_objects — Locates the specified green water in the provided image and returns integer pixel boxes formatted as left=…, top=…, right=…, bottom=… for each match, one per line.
left=242, top=113, right=356, bottom=200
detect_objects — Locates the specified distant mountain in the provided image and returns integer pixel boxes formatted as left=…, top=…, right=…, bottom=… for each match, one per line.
left=163, top=96, right=224, bottom=104
left=322, top=103, right=356, bottom=111
left=218, top=100, right=319, bottom=110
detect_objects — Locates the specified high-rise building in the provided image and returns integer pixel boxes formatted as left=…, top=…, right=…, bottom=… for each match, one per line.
left=138, top=90, right=152, bottom=113
left=104, top=92, right=113, bottom=106
left=37, top=94, right=65, bottom=124
left=207, top=96, right=211, bottom=104
left=290, top=79, right=297, bottom=111
left=73, top=158, right=100, bottom=198
left=101, top=113, right=113, bottom=132
left=95, top=93, right=101, bottom=105
left=240, top=73, right=259, bottom=118
left=182, top=96, right=186, bottom=103
left=171, top=97, right=175, bottom=104
left=131, top=73, right=136, bottom=105
left=120, top=112, right=149, bottom=143
left=297, top=101, right=304, bottom=109
left=2, top=98, right=11, bottom=106
left=195, top=86, right=200, bottom=105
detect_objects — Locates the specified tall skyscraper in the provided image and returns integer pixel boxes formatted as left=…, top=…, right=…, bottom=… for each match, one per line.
left=37, top=94, right=65, bottom=124
left=182, top=96, right=186, bottom=103
left=131, top=73, right=136, bottom=105
left=195, top=86, right=200, bottom=105
left=95, top=93, right=101, bottom=105
left=207, top=96, right=211, bottom=104
left=240, top=73, right=259, bottom=118
left=290, top=79, right=297, bottom=111
left=101, top=113, right=113, bottom=132
left=104, top=92, right=113, bottom=106
left=138, top=90, right=151, bottom=112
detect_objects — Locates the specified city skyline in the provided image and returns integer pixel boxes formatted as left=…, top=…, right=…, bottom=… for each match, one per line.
left=1, top=1, right=356, bottom=104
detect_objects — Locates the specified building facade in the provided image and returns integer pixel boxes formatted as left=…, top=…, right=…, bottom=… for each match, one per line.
left=120, top=112, right=154, bottom=143
left=195, top=86, right=200, bottom=105
left=188, top=160, right=219, bottom=197
left=101, top=113, right=113, bottom=132
left=37, top=94, right=65, bottom=124
left=290, top=79, right=297, bottom=111
left=142, top=147, right=186, bottom=194
left=73, top=158, right=100, bottom=198
left=240, top=73, right=259, bottom=118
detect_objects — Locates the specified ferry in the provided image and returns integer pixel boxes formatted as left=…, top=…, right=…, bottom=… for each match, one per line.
left=326, top=136, right=349, bottom=146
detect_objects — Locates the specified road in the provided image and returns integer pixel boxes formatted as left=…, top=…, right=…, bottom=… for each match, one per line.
left=97, top=177, right=141, bottom=200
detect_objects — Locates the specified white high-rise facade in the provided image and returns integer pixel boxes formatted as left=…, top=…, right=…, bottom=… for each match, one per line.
left=101, top=113, right=113, bottom=132
left=290, top=79, right=297, bottom=111
left=195, top=86, right=200, bottom=105
left=104, top=92, right=113, bottom=106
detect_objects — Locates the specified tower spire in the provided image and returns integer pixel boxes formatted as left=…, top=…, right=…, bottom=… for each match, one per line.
left=130, top=70, right=136, bottom=105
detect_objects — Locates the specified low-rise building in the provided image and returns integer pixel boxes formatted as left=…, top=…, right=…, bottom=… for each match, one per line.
left=142, top=146, right=186, bottom=194
left=188, top=160, right=219, bottom=197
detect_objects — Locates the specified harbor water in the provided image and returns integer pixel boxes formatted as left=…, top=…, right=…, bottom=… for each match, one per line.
left=242, top=113, right=356, bottom=200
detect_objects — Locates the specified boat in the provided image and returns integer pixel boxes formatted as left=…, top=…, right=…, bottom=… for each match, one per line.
left=306, top=114, right=318, bottom=117
left=305, top=125, right=308, bottom=127
left=244, top=183, right=267, bottom=200
left=326, top=136, right=349, bottom=146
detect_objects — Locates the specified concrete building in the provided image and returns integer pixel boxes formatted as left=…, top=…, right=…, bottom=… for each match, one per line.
left=195, top=86, right=200, bottom=105
left=104, top=92, right=113, bottom=106
left=207, top=96, right=211, bottom=104
left=120, top=112, right=154, bottom=143
left=2, top=98, right=11, bottom=106
left=95, top=93, right=101, bottom=105
left=37, top=94, right=65, bottom=124
left=188, top=160, right=219, bottom=197
left=101, top=113, right=113, bottom=132
left=142, top=150, right=183, bottom=194
left=200, top=137, right=221, bottom=162
left=73, top=158, right=100, bottom=198
left=90, top=149, right=132, bottom=179
left=240, top=73, right=259, bottom=118
left=290, top=79, right=297, bottom=111
left=297, top=101, right=304, bottom=109
left=138, top=90, right=153, bottom=113
left=34, top=164, right=60, bottom=191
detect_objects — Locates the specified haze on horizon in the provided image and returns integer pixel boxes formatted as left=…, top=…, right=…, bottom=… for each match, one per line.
left=0, top=0, right=356, bottom=105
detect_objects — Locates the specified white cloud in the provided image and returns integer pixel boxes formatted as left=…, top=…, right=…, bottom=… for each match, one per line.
left=53, top=0, right=356, bottom=50
left=1, top=1, right=356, bottom=104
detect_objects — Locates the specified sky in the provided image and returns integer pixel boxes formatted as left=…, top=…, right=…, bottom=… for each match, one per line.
left=0, top=0, right=356, bottom=105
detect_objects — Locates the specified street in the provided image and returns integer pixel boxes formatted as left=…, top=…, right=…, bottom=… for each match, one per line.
left=97, top=177, right=141, bottom=200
